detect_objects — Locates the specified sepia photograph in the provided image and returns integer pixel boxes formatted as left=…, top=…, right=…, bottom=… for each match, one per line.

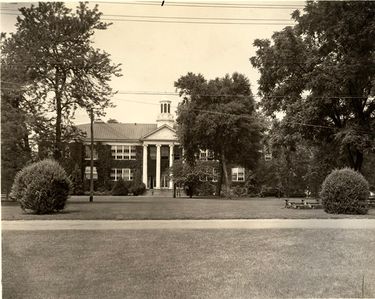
left=1, top=0, right=375, bottom=298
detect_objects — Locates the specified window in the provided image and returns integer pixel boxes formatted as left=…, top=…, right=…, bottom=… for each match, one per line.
left=200, top=168, right=218, bottom=182
left=265, top=153, right=272, bottom=161
left=212, top=168, right=218, bottom=182
left=85, top=145, right=98, bottom=160
left=231, top=167, right=245, bottom=182
left=111, top=145, right=137, bottom=160
left=199, top=150, right=207, bottom=160
left=199, top=149, right=214, bottom=161
left=161, top=174, right=170, bottom=188
left=110, top=168, right=134, bottom=181
left=84, top=166, right=98, bottom=180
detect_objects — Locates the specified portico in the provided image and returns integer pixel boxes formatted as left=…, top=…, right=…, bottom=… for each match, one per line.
left=141, top=124, right=179, bottom=190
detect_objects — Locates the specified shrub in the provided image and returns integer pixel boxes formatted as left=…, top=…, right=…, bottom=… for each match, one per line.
left=111, top=178, right=129, bottom=196
left=196, top=182, right=215, bottom=196
left=70, top=163, right=83, bottom=195
left=259, top=186, right=283, bottom=198
left=130, top=182, right=146, bottom=196
left=232, top=185, right=247, bottom=197
left=320, top=168, right=369, bottom=214
left=10, top=159, right=71, bottom=214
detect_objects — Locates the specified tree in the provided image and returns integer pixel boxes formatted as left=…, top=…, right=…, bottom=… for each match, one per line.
left=1, top=94, right=32, bottom=198
left=171, top=161, right=213, bottom=198
left=175, top=72, right=263, bottom=195
left=1, top=2, right=121, bottom=160
left=250, top=1, right=375, bottom=171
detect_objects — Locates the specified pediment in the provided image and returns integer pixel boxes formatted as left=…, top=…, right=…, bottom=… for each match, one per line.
left=141, top=125, right=177, bottom=141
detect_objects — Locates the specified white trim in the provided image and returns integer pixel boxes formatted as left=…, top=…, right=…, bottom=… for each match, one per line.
left=111, top=145, right=137, bottom=160
left=110, top=168, right=134, bottom=181
left=231, top=167, right=245, bottom=182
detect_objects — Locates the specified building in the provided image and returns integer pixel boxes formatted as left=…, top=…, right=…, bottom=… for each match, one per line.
left=76, top=100, right=246, bottom=192
left=77, top=100, right=181, bottom=190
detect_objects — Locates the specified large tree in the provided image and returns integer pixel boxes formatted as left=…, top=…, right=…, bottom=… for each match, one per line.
left=250, top=1, right=375, bottom=171
left=175, top=72, right=263, bottom=195
left=1, top=2, right=121, bottom=160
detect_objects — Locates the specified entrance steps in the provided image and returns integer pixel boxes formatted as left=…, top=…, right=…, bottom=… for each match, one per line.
left=144, top=189, right=174, bottom=197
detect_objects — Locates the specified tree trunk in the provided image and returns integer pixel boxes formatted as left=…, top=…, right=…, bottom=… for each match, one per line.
left=354, top=150, right=363, bottom=172
left=216, top=161, right=223, bottom=197
left=347, top=146, right=363, bottom=172
left=54, top=94, right=62, bottom=161
left=221, top=149, right=230, bottom=198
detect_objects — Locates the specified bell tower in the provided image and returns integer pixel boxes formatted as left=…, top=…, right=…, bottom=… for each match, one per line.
left=157, top=100, right=174, bottom=128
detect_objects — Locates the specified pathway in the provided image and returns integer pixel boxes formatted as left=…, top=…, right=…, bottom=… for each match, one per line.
left=3, top=219, right=375, bottom=230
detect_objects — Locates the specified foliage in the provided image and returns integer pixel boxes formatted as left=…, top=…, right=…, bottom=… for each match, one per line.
left=231, top=185, right=248, bottom=198
left=171, top=160, right=214, bottom=198
left=70, top=163, right=83, bottom=195
left=1, top=2, right=121, bottom=160
left=320, top=168, right=369, bottom=214
left=130, top=182, right=146, bottom=196
left=196, top=182, right=216, bottom=196
left=111, top=178, right=129, bottom=196
left=259, top=186, right=283, bottom=198
left=96, top=142, right=113, bottom=190
left=10, top=159, right=71, bottom=214
left=175, top=72, right=264, bottom=195
left=1, top=94, right=32, bottom=198
left=251, top=1, right=375, bottom=171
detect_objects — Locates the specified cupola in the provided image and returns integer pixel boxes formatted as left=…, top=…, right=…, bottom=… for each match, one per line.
left=156, top=100, right=174, bottom=128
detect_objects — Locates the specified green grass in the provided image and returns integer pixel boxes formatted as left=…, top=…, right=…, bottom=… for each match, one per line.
left=2, top=196, right=375, bottom=220
left=3, top=229, right=375, bottom=298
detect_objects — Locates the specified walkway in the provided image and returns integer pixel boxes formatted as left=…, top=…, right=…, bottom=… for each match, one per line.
left=3, top=219, right=375, bottom=230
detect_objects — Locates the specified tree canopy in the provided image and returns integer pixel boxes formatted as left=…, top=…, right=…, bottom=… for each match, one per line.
left=250, top=1, right=375, bottom=171
left=1, top=2, right=121, bottom=160
left=174, top=72, right=263, bottom=194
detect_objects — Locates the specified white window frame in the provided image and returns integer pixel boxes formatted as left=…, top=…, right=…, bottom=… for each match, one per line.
left=110, top=168, right=134, bottom=181
left=111, top=145, right=137, bottom=160
left=265, top=153, right=272, bottom=161
left=231, top=167, right=245, bottom=182
left=199, top=149, right=215, bottom=161
left=85, top=166, right=98, bottom=179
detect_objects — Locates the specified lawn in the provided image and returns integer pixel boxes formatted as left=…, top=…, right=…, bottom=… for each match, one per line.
left=2, top=229, right=375, bottom=298
left=2, top=196, right=375, bottom=220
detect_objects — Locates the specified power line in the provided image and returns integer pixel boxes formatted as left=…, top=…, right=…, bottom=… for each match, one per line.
left=104, top=13, right=291, bottom=22
left=0, top=9, right=292, bottom=21
left=0, top=11, right=294, bottom=25
left=94, top=1, right=304, bottom=9
left=103, top=18, right=292, bottom=25
left=1, top=82, right=373, bottom=99
left=1, top=86, right=373, bottom=134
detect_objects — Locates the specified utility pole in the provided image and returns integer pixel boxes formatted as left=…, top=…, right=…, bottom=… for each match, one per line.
left=89, top=108, right=94, bottom=203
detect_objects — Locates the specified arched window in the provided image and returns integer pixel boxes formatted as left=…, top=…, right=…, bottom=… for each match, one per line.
left=161, top=104, right=163, bottom=113
left=164, top=103, right=167, bottom=113
left=168, top=103, right=170, bottom=113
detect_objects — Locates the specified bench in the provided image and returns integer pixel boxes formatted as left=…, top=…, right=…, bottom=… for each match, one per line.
left=285, top=199, right=323, bottom=209
left=368, top=198, right=375, bottom=208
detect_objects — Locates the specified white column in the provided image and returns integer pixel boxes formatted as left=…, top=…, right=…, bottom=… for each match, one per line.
left=169, top=144, right=174, bottom=189
left=142, top=144, right=148, bottom=187
left=156, top=144, right=161, bottom=189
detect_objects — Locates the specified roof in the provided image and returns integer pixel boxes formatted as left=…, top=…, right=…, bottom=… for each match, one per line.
left=77, top=122, right=158, bottom=142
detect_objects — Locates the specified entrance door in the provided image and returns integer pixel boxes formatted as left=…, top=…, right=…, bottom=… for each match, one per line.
left=148, top=176, right=155, bottom=189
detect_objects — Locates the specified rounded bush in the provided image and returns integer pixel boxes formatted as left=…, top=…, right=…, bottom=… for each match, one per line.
left=10, top=159, right=71, bottom=214
left=111, top=178, right=129, bottom=196
left=320, top=168, right=369, bottom=214
left=130, top=182, right=146, bottom=196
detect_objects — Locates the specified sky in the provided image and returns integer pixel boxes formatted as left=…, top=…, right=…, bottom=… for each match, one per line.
left=0, top=0, right=303, bottom=125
